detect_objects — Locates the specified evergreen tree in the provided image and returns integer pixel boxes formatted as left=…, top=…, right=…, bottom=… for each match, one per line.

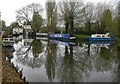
left=101, top=9, right=112, bottom=33
left=31, top=12, right=42, bottom=32
left=46, top=0, right=57, bottom=33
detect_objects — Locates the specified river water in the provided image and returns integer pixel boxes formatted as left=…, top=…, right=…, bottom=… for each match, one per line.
left=2, top=36, right=120, bottom=83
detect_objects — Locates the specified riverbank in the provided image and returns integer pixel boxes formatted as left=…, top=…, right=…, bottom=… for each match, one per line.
left=2, top=56, right=25, bottom=83
left=75, top=34, right=90, bottom=40
left=117, top=38, right=120, bottom=47
left=0, top=36, right=25, bottom=83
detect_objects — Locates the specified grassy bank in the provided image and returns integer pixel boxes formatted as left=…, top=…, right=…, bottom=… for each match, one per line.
left=75, top=34, right=90, bottom=40
left=117, top=38, right=120, bottom=47
left=0, top=35, right=25, bottom=83
left=1, top=49, right=25, bottom=83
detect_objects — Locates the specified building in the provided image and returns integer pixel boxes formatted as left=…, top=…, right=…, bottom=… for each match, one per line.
left=23, top=25, right=33, bottom=34
left=13, top=27, right=23, bottom=35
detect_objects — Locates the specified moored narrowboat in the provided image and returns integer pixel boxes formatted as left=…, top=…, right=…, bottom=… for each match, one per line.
left=48, top=33, right=75, bottom=40
left=88, top=33, right=115, bottom=41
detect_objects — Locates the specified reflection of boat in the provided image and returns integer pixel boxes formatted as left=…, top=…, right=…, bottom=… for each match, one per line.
left=49, top=40, right=76, bottom=46
left=36, top=33, right=48, bottom=37
left=88, top=33, right=114, bottom=41
left=88, top=41, right=115, bottom=49
left=91, top=44, right=111, bottom=49
left=13, top=40, right=25, bottom=52
left=48, top=33, right=75, bottom=40
left=3, top=38, right=15, bottom=43
left=2, top=38, right=15, bottom=47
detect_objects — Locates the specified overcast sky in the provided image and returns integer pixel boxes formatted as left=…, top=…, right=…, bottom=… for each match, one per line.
left=0, top=0, right=118, bottom=26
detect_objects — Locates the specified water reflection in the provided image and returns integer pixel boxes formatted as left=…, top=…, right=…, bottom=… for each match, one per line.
left=5, top=36, right=119, bottom=82
left=32, top=39, right=44, bottom=57
left=11, top=38, right=45, bottom=68
left=45, top=41, right=57, bottom=81
left=57, top=45, right=91, bottom=82
left=2, top=46, right=14, bottom=61
left=115, top=46, right=120, bottom=82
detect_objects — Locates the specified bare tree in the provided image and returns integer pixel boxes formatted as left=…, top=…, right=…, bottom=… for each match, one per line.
left=83, top=2, right=94, bottom=35
left=58, top=0, right=84, bottom=35
left=16, top=3, right=43, bottom=25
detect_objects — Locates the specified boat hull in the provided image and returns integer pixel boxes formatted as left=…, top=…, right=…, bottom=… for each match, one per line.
left=88, top=38, right=114, bottom=41
left=88, top=41, right=115, bottom=44
left=49, top=39, right=76, bottom=46
left=48, top=34, right=75, bottom=40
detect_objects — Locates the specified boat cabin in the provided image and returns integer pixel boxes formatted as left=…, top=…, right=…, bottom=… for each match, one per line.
left=91, top=33, right=111, bottom=38
left=3, top=38, right=14, bottom=43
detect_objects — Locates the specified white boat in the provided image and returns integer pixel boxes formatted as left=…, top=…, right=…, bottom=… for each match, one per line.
left=3, top=38, right=15, bottom=43
left=2, top=38, right=15, bottom=46
left=88, top=33, right=114, bottom=41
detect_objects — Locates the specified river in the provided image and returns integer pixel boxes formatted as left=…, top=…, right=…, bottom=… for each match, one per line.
left=2, top=35, right=120, bottom=83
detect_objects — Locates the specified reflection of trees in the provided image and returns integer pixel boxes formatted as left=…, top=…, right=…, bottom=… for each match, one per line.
left=57, top=45, right=92, bottom=82
left=2, top=47, right=13, bottom=60
left=45, top=42, right=57, bottom=81
left=15, top=52, right=44, bottom=68
left=32, top=39, right=43, bottom=57
left=90, top=45, right=119, bottom=82
left=100, top=48, right=113, bottom=60
left=112, top=46, right=120, bottom=82
left=94, top=48, right=113, bottom=71
left=12, top=38, right=45, bottom=68
left=118, top=47, right=120, bottom=83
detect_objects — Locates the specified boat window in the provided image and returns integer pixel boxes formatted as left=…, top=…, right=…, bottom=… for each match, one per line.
left=9, top=39, right=13, bottom=41
left=108, top=34, right=110, bottom=37
left=102, top=35, right=105, bottom=38
left=4, top=39, right=8, bottom=40
left=97, top=35, right=100, bottom=37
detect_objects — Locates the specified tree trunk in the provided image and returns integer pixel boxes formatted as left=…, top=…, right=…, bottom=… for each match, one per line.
left=65, top=23, right=69, bottom=34
left=70, top=16, right=74, bottom=36
left=88, top=21, right=91, bottom=35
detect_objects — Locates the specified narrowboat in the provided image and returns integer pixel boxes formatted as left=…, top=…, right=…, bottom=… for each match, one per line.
left=88, top=33, right=114, bottom=41
left=48, top=33, right=75, bottom=40
left=49, top=39, right=76, bottom=46
left=2, top=38, right=15, bottom=47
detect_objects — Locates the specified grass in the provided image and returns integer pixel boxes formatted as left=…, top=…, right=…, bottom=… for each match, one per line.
left=117, top=37, right=120, bottom=47
left=75, top=34, right=90, bottom=40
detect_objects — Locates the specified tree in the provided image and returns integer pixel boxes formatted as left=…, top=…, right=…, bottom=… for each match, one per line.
left=101, top=9, right=112, bottom=32
left=16, top=3, right=43, bottom=25
left=46, top=0, right=58, bottom=33
left=31, top=12, right=43, bottom=32
left=118, top=1, right=120, bottom=38
left=10, top=22, right=19, bottom=28
left=0, top=20, right=6, bottom=30
left=58, top=2, right=70, bottom=34
left=111, top=18, right=118, bottom=36
left=58, top=0, right=84, bottom=35
left=83, top=2, right=94, bottom=35
left=94, top=3, right=111, bottom=33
